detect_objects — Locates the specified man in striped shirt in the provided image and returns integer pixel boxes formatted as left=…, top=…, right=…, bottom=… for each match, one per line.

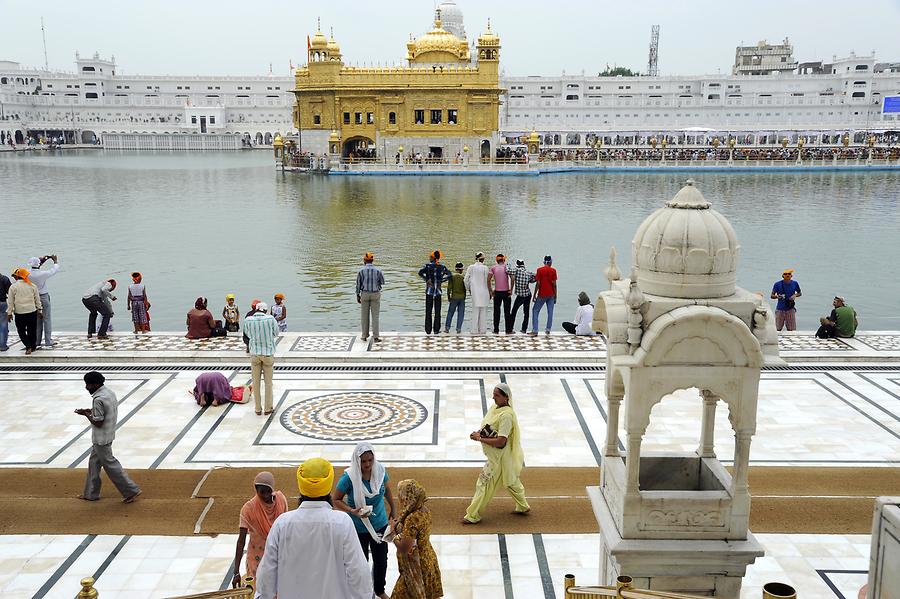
left=356, top=252, right=385, bottom=342
left=243, top=302, right=279, bottom=415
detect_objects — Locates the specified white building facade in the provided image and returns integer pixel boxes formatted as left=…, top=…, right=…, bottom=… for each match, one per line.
left=501, top=52, right=900, bottom=145
left=0, top=52, right=294, bottom=146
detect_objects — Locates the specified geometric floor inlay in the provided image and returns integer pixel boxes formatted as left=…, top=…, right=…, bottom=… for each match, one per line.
left=777, top=335, right=852, bottom=351
left=22, top=333, right=251, bottom=352
left=279, top=391, right=428, bottom=441
left=371, top=333, right=607, bottom=352
left=289, top=335, right=355, bottom=352
left=856, top=335, right=900, bottom=351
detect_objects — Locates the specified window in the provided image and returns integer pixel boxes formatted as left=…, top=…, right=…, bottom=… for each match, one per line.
left=209, top=116, right=216, bottom=124
left=191, top=116, right=197, bottom=124
left=343, top=112, right=350, bottom=124
left=852, top=91, right=866, bottom=98
left=430, top=109, right=442, bottom=124
left=414, top=109, right=425, bottom=124
left=367, top=112, right=374, bottom=124
left=448, top=109, right=458, bottom=124
left=82, top=66, right=95, bottom=72
left=855, top=64, right=869, bottom=71
left=313, top=114, right=321, bottom=125
left=565, top=94, right=579, bottom=100
left=388, top=111, right=396, bottom=124
left=85, top=92, right=98, bottom=99
left=354, top=112, right=362, bottom=124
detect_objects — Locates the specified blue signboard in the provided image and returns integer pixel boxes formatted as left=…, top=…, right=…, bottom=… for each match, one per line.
left=883, top=96, right=900, bottom=113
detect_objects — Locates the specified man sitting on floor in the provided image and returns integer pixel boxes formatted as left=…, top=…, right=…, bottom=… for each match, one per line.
left=816, top=296, right=858, bottom=339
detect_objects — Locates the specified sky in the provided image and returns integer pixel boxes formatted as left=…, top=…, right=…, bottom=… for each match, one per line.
left=2, top=0, right=899, bottom=78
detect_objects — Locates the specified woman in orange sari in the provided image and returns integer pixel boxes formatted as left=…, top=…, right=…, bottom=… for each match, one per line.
left=232, top=471, right=288, bottom=588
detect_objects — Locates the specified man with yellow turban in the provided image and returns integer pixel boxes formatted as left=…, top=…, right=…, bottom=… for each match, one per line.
left=256, top=458, right=372, bottom=599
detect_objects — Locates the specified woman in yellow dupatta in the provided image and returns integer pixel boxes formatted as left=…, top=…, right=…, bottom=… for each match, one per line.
left=392, top=479, right=443, bottom=599
left=463, top=382, right=530, bottom=524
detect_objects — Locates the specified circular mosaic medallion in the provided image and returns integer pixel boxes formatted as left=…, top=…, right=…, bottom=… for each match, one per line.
left=280, top=392, right=427, bottom=441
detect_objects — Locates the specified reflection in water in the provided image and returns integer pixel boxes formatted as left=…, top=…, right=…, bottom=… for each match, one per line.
left=1, top=150, right=898, bottom=331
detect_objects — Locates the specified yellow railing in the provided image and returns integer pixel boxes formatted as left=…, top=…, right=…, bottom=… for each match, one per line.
left=563, top=575, right=797, bottom=599
left=77, top=577, right=254, bottom=599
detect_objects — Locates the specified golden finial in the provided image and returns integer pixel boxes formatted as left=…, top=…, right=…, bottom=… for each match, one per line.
left=316, top=16, right=321, bottom=32
left=487, top=18, right=492, bottom=32
left=434, top=7, right=442, bottom=28
left=78, top=578, right=98, bottom=599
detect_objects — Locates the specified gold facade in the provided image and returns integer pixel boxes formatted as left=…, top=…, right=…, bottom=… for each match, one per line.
left=293, top=12, right=502, bottom=158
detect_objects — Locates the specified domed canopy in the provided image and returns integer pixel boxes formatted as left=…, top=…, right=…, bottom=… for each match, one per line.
left=631, top=180, right=740, bottom=299
left=310, top=21, right=328, bottom=50
left=477, top=20, right=500, bottom=46
left=407, top=10, right=470, bottom=64
left=326, top=29, right=341, bottom=56
left=436, top=1, right=466, bottom=39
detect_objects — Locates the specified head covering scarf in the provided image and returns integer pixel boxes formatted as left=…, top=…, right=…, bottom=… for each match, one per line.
left=131, top=272, right=142, bottom=283
left=11, top=268, right=30, bottom=283
left=194, top=297, right=207, bottom=310
left=364, top=252, right=374, bottom=262
left=27, top=257, right=41, bottom=268
left=274, top=293, right=285, bottom=300
left=297, top=458, right=334, bottom=497
left=782, top=269, right=794, bottom=275
left=396, top=479, right=427, bottom=528
left=348, top=442, right=387, bottom=542
left=107, top=279, right=117, bottom=290
left=256, top=302, right=269, bottom=313
left=240, top=471, right=288, bottom=578
left=226, top=293, right=235, bottom=300
left=254, top=471, right=276, bottom=490
left=578, top=291, right=591, bottom=306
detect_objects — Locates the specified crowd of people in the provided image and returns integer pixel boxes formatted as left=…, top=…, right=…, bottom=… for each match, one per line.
left=73, top=368, right=528, bottom=599
left=354, top=251, right=595, bottom=340
left=535, top=145, right=900, bottom=162
left=1, top=259, right=859, bottom=356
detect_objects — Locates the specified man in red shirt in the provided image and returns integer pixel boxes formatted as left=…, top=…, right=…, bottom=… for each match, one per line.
left=530, top=256, right=558, bottom=335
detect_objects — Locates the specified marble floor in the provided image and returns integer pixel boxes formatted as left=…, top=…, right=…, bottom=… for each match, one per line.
left=0, top=349, right=896, bottom=597
left=3, top=532, right=870, bottom=599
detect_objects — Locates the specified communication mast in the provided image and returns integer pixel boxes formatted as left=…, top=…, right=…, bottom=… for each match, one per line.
left=41, top=17, right=49, bottom=71
left=648, top=24, right=659, bottom=77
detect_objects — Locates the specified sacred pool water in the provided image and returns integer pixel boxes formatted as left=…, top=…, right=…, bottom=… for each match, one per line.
left=1, top=150, right=898, bottom=332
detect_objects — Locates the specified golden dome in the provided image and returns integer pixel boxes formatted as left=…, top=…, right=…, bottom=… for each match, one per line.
left=310, top=19, right=328, bottom=49
left=407, top=11, right=469, bottom=63
left=327, top=29, right=341, bottom=55
left=478, top=19, right=499, bottom=45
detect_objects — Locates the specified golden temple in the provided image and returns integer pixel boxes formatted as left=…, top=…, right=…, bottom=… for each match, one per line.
left=293, top=9, right=502, bottom=162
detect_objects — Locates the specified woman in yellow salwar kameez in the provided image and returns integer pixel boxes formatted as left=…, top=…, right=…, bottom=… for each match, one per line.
left=391, top=479, right=443, bottom=599
left=463, top=383, right=530, bottom=524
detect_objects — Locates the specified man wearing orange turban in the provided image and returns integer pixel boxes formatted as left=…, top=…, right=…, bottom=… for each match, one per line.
left=6, top=268, right=43, bottom=354
left=255, top=458, right=372, bottom=599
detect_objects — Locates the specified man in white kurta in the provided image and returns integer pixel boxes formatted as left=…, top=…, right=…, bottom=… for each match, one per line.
left=255, top=458, right=372, bottom=599
left=465, top=252, right=491, bottom=334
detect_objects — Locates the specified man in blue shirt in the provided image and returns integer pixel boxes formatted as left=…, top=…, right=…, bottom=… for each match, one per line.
left=770, top=269, right=802, bottom=331
left=418, top=250, right=451, bottom=335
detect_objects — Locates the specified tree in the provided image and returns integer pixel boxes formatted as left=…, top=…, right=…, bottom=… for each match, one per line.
left=599, top=66, right=638, bottom=77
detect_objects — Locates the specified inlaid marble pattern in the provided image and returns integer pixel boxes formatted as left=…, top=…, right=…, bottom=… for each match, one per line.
left=777, top=335, right=851, bottom=351
left=25, top=333, right=250, bottom=352
left=288, top=335, right=355, bottom=352
left=370, top=333, right=607, bottom=353
left=279, top=391, right=428, bottom=441
left=856, top=334, right=900, bottom=351
left=0, top=532, right=870, bottom=598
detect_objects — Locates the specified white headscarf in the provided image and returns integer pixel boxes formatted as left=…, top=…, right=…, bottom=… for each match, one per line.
left=347, top=442, right=386, bottom=542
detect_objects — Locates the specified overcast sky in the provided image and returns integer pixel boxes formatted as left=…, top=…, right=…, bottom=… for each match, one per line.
left=2, top=0, right=899, bottom=78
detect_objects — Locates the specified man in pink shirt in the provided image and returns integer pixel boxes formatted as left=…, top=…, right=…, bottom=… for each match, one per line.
left=488, top=254, right=513, bottom=334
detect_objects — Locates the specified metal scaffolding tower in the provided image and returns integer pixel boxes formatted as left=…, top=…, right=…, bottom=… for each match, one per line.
left=648, top=25, right=659, bottom=76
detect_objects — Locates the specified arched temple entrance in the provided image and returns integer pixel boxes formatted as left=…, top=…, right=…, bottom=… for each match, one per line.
left=342, top=136, right=375, bottom=159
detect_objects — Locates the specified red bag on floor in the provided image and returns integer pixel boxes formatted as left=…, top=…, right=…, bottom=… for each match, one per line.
left=230, top=385, right=252, bottom=404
